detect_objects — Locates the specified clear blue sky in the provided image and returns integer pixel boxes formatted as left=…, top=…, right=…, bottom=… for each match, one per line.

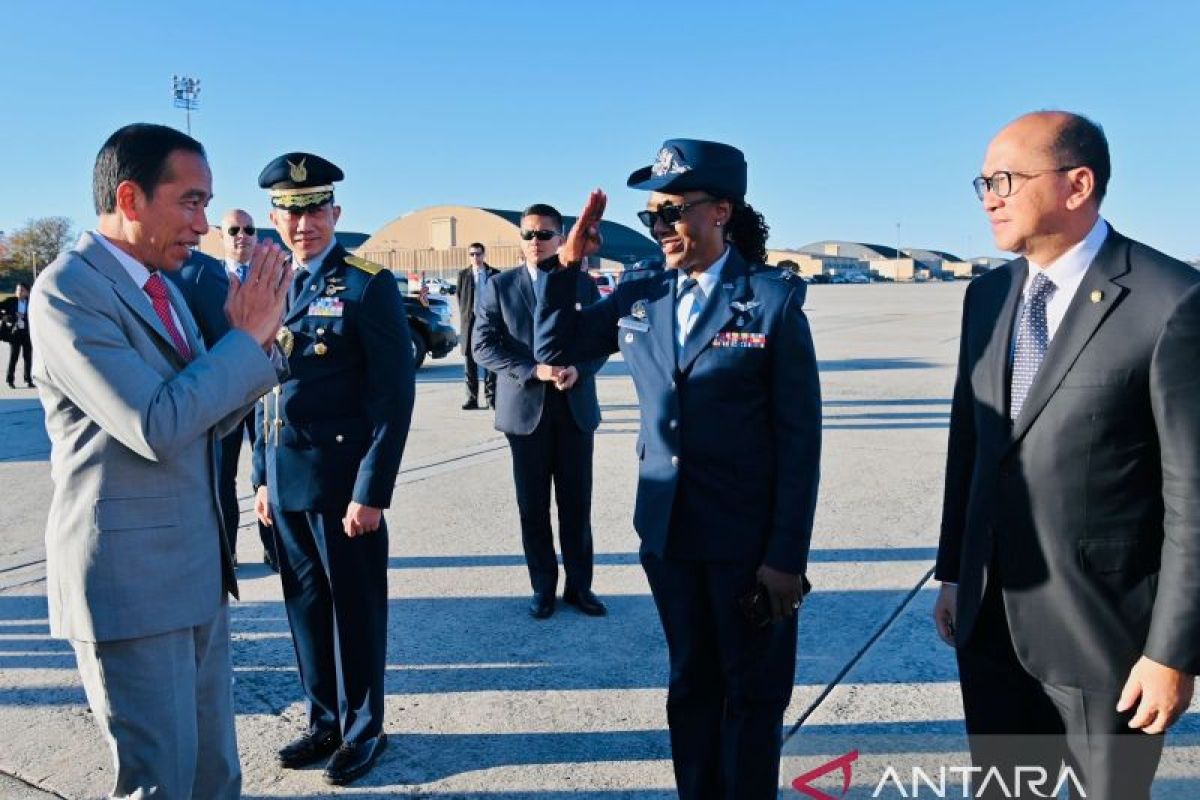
left=2, top=1, right=1197, bottom=261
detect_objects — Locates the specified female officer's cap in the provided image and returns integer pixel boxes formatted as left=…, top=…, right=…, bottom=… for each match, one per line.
left=626, top=139, right=747, bottom=200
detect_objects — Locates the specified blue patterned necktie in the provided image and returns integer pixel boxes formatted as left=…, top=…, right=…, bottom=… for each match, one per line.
left=1010, top=273, right=1057, bottom=420
left=235, top=263, right=248, bottom=284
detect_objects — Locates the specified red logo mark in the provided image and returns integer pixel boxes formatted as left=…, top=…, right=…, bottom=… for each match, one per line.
left=791, top=750, right=860, bottom=800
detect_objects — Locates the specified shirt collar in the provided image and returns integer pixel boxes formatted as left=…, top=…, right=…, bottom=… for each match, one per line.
left=677, top=246, right=730, bottom=297
left=225, top=259, right=246, bottom=274
left=295, top=240, right=337, bottom=273
left=1026, top=217, right=1109, bottom=287
left=93, top=230, right=153, bottom=289
left=525, top=263, right=541, bottom=284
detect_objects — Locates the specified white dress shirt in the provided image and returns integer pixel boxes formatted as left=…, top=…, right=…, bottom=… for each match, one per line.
left=1023, top=217, right=1109, bottom=341
left=93, top=231, right=186, bottom=334
left=676, top=246, right=730, bottom=349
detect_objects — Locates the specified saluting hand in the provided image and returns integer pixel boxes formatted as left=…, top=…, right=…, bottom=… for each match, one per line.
left=226, top=241, right=293, bottom=350
left=559, top=189, right=607, bottom=266
left=343, top=502, right=383, bottom=538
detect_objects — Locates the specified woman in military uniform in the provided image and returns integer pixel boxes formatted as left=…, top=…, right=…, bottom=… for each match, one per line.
left=533, top=139, right=821, bottom=799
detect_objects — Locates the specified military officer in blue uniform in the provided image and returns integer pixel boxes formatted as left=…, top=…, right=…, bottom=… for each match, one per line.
left=251, top=153, right=415, bottom=785
left=533, top=140, right=821, bottom=799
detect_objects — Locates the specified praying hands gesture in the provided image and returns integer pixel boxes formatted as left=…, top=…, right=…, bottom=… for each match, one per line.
left=225, top=240, right=292, bottom=350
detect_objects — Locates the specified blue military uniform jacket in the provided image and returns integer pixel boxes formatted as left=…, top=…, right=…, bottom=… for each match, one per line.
left=252, top=244, right=415, bottom=512
left=534, top=249, right=821, bottom=573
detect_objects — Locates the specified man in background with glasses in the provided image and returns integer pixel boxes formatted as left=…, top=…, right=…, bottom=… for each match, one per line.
left=171, top=209, right=279, bottom=571
left=935, top=111, right=1200, bottom=798
left=456, top=242, right=499, bottom=409
left=473, top=204, right=608, bottom=619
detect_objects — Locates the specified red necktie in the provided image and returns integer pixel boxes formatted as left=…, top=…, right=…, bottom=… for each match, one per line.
left=143, top=273, right=193, bottom=360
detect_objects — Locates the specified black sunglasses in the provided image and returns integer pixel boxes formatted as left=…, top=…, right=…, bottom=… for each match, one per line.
left=637, top=197, right=715, bottom=230
left=226, top=225, right=256, bottom=236
left=520, top=229, right=559, bottom=241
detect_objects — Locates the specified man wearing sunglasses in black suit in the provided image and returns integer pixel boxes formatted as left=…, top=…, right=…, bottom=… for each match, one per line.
left=456, top=243, right=499, bottom=409
left=169, top=209, right=279, bottom=571
left=473, top=204, right=608, bottom=619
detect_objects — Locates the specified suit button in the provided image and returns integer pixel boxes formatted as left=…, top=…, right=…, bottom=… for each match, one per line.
left=668, top=419, right=678, bottom=430
left=669, top=381, right=676, bottom=392
left=335, top=434, right=345, bottom=443
left=671, top=455, right=679, bottom=467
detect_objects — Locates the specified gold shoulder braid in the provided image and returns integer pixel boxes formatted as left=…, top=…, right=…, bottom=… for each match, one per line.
left=346, top=255, right=385, bottom=276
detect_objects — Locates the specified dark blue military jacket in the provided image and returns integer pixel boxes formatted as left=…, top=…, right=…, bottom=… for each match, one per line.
left=253, top=244, right=415, bottom=512
left=534, top=249, right=821, bottom=573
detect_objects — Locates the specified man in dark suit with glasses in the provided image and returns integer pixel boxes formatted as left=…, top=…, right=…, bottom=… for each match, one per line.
left=473, top=204, right=608, bottom=619
left=456, top=242, right=499, bottom=409
left=935, top=111, right=1200, bottom=799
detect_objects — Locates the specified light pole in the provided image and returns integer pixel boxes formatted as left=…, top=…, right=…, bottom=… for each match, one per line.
left=171, top=75, right=201, bottom=135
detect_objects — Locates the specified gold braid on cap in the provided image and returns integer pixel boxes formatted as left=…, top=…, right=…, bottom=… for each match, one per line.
left=270, top=185, right=334, bottom=209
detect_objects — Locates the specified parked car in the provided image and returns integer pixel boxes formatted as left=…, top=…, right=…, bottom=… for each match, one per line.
left=846, top=273, right=870, bottom=284
left=423, top=277, right=456, bottom=295
left=809, top=274, right=832, bottom=284
left=395, top=274, right=457, bottom=368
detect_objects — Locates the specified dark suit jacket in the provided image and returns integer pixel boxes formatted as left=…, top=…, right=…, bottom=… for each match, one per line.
left=1, top=296, right=29, bottom=342
left=534, top=250, right=821, bottom=573
left=167, top=251, right=233, bottom=348
left=937, top=226, right=1200, bottom=690
left=456, top=264, right=500, bottom=356
left=473, top=267, right=605, bottom=436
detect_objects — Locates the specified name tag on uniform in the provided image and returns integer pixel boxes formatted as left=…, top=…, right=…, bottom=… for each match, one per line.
left=307, top=298, right=344, bottom=317
left=713, top=331, right=766, bottom=349
left=618, top=316, right=650, bottom=333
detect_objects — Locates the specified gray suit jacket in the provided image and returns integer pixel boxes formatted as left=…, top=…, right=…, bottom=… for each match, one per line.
left=30, top=233, right=279, bottom=642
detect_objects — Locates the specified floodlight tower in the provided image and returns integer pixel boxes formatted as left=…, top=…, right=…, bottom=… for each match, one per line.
left=171, top=74, right=201, bottom=135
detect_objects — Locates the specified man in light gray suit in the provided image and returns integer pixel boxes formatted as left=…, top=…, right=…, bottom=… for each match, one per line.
left=29, top=123, right=292, bottom=799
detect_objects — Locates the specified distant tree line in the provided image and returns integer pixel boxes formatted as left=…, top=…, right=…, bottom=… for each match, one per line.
left=0, top=216, right=75, bottom=291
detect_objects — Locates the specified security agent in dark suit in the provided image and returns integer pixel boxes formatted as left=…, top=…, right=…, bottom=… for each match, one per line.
left=251, top=153, right=415, bottom=786
left=473, top=204, right=608, bottom=619
left=934, top=112, right=1200, bottom=799
left=1, top=282, right=33, bottom=388
left=457, top=242, right=499, bottom=409
left=169, top=211, right=278, bottom=571
left=533, top=140, right=821, bottom=799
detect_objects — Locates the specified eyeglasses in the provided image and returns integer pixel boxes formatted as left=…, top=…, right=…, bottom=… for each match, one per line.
left=637, top=197, right=715, bottom=230
left=468, top=250, right=484, bottom=257
left=519, top=229, right=560, bottom=242
left=226, top=225, right=256, bottom=236
left=972, top=167, right=1079, bottom=200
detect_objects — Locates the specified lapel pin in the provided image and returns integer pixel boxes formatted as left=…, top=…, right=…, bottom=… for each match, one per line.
left=631, top=300, right=648, bottom=320
left=1090, top=290, right=1103, bottom=304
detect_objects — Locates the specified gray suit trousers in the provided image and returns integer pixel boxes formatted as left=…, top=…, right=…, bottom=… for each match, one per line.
left=72, top=602, right=239, bottom=800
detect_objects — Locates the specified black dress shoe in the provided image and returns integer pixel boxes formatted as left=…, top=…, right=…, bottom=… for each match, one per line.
left=563, top=588, right=608, bottom=616
left=462, top=399, right=479, bottom=410
left=529, top=592, right=556, bottom=619
left=277, top=728, right=341, bottom=768
left=323, top=733, right=387, bottom=786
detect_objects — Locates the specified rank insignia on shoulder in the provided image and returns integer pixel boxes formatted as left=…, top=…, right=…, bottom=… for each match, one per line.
left=276, top=326, right=295, bottom=357
left=346, top=255, right=385, bottom=276
left=631, top=300, right=648, bottom=320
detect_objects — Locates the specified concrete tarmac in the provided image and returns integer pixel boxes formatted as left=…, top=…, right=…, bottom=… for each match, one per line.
left=1, top=282, right=1197, bottom=798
